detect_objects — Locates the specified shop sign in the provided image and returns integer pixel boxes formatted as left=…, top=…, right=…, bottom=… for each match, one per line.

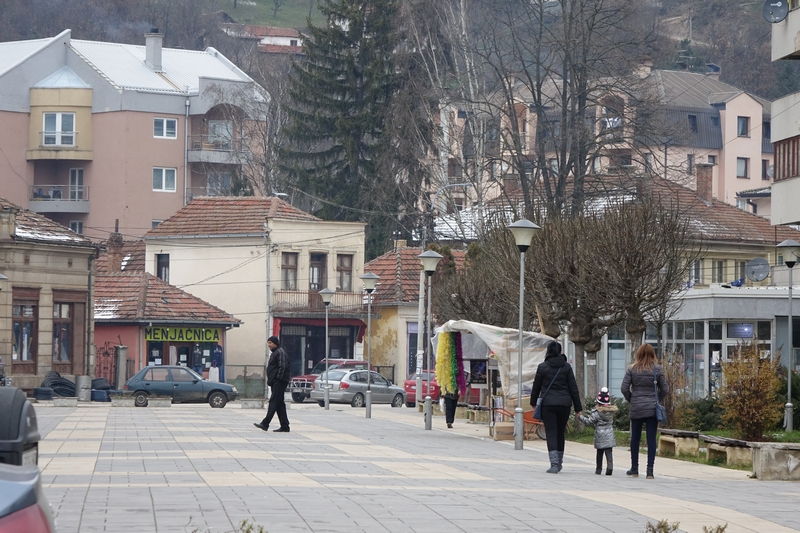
left=145, top=326, right=221, bottom=343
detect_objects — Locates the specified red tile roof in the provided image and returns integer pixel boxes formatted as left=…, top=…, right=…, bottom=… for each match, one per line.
left=258, top=44, right=304, bottom=55
left=245, top=25, right=301, bottom=38
left=365, top=247, right=466, bottom=305
left=145, top=196, right=319, bottom=238
left=94, top=272, right=240, bottom=325
left=95, top=240, right=145, bottom=273
left=0, top=197, right=93, bottom=248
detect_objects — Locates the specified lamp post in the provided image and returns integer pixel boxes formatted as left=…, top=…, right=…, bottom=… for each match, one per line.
left=360, top=272, right=379, bottom=419
left=508, top=219, right=540, bottom=450
left=778, top=240, right=800, bottom=431
left=319, top=288, right=335, bottom=411
left=419, top=250, right=443, bottom=429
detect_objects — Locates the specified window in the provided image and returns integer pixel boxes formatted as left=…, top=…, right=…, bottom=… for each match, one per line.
left=707, top=154, right=717, bottom=165
left=69, top=221, right=83, bottom=234
left=290, top=39, right=298, bottom=46
left=281, top=252, right=298, bottom=290
left=156, top=253, right=169, bottom=282
left=153, top=118, right=177, bottom=138
left=735, top=260, right=746, bottom=281
left=12, top=301, right=37, bottom=363
left=763, top=121, right=771, bottom=140
left=548, top=158, right=559, bottom=174
left=42, top=112, right=75, bottom=146
left=145, top=367, right=170, bottom=381
left=151, top=220, right=162, bottom=229
left=336, top=254, right=353, bottom=292
left=762, top=159, right=772, bottom=181
left=152, top=167, right=176, bottom=191
left=688, top=114, right=698, bottom=133
left=711, top=260, right=725, bottom=283
left=644, top=153, right=654, bottom=173
left=69, top=168, right=85, bottom=200
left=737, top=157, right=749, bottom=178
left=711, top=116, right=720, bottom=127
left=689, top=259, right=702, bottom=285
left=208, top=173, right=232, bottom=195
left=172, top=368, right=196, bottom=382
left=687, top=154, right=695, bottom=175
left=208, top=120, right=233, bottom=149
left=737, top=116, right=750, bottom=137
left=447, top=158, right=462, bottom=178
left=52, top=303, right=72, bottom=363
left=309, top=253, right=327, bottom=291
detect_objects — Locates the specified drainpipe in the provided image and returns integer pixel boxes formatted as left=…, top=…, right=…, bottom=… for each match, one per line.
left=184, top=96, right=190, bottom=205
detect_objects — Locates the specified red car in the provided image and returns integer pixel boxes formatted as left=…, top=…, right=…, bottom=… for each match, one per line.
left=403, top=371, right=480, bottom=407
left=289, top=359, right=369, bottom=403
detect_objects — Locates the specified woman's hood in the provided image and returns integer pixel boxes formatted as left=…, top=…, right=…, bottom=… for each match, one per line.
left=545, top=354, right=567, bottom=367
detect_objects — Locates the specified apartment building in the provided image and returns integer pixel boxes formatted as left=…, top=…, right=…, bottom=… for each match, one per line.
left=0, top=29, right=266, bottom=240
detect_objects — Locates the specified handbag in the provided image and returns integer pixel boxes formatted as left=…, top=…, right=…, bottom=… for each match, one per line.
left=653, top=369, right=667, bottom=424
left=534, top=366, right=562, bottom=420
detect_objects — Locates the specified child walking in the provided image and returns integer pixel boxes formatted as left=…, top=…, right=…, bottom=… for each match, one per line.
left=579, top=387, right=618, bottom=475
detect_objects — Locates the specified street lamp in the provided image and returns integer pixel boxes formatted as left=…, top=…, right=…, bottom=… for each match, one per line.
left=508, top=219, right=540, bottom=450
left=419, top=250, right=443, bottom=429
left=778, top=239, right=800, bottom=431
left=319, top=288, right=335, bottom=411
left=360, top=272, right=379, bottom=419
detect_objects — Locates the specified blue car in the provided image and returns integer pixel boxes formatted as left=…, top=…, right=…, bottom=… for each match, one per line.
left=125, top=365, right=238, bottom=408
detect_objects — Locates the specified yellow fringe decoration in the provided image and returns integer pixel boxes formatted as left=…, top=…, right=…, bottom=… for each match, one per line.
left=435, top=332, right=457, bottom=394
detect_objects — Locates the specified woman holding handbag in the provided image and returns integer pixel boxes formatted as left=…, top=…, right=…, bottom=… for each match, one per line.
left=529, top=340, right=582, bottom=473
left=621, top=343, right=669, bottom=479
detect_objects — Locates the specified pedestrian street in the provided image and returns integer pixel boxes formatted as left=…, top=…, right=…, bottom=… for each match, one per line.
left=33, top=402, right=800, bottom=533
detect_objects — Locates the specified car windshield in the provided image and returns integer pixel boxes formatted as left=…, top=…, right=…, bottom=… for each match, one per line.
left=319, top=370, right=346, bottom=381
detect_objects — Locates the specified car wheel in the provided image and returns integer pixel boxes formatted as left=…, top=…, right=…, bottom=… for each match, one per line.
left=208, top=391, right=227, bottom=408
left=391, top=394, right=404, bottom=408
left=406, top=401, right=415, bottom=408
left=536, top=424, right=547, bottom=440
left=350, top=393, right=365, bottom=408
left=317, top=401, right=325, bottom=407
left=291, top=393, right=306, bottom=403
left=133, top=391, right=149, bottom=407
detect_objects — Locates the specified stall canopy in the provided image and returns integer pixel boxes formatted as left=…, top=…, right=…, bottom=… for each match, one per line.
left=433, top=320, right=554, bottom=400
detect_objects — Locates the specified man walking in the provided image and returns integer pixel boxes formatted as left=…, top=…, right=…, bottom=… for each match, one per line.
left=254, top=336, right=290, bottom=432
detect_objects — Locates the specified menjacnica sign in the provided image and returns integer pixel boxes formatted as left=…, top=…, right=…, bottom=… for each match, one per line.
left=145, top=327, right=221, bottom=343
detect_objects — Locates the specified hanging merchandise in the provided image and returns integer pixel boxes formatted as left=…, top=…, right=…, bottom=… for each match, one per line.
left=435, top=332, right=467, bottom=396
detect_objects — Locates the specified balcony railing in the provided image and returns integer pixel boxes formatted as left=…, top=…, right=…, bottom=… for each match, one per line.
left=189, top=134, right=246, bottom=153
left=28, top=185, right=90, bottom=214
left=272, top=290, right=365, bottom=314
left=186, top=186, right=237, bottom=201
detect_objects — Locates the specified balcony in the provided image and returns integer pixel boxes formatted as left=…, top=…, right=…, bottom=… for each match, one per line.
left=772, top=6, right=800, bottom=61
left=28, top=185, right=90, bottom=214
left=272, top=290, right=366, bottom=318
left=187, top=134, right=247, bottom=164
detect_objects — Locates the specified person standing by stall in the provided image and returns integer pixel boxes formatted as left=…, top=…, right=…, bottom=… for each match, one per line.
left=530, top=340, right=582, bottom=473
left=254, top=336, right=290, bottom=432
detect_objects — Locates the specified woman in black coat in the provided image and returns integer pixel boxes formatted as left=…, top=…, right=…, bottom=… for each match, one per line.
left=621, top=343, right=668, bottom=479
left=530, top=341, right=583, bottom=473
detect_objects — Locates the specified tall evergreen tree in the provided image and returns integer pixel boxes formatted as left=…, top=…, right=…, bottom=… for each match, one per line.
left=280, top=0, right=408, bottom=258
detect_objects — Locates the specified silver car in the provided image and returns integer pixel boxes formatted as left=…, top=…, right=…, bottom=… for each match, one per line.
left=310, top=369, right=405, bottom=408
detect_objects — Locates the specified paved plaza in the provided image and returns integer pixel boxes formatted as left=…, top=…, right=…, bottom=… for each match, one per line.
left=33, top=400, right=800, bottom=533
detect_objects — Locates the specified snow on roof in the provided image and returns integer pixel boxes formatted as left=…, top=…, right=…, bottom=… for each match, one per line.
left=13, top=227, right=88, bottom=243
left=94, top=298, right=122, bottom=320
left=71, top=40, right=253, bottom=94
left=34, top=65, right=90, bottom=88
left=0, top=37, right=50, bottom=77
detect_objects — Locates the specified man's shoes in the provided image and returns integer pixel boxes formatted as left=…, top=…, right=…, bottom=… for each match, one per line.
left=253, top=423, right=268, bottom=431
left=273, top=427, right=290, bottom=433
left=447, top=423, right=453, bottom=428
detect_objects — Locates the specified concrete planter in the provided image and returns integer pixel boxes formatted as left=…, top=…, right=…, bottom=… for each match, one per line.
left=240, top=399, right=264, bottom=409
left=110, top=397, right=135, bottom=407
left=148, top=398, right=172, bottom=408
left=750, top=442, right=800, bottom=480
left=53, top=397, right=78, bottom=407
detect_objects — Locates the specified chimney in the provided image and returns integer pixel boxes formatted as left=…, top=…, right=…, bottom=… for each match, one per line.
left=145, top=28, right=163, bottom=72
left=634, top=58, right=653, bottom=79
left=393, top=239, right=407, bottom=249
left=0, top=206, right=18, bottom=240
left=107, top=219, right=124, bottom=272
left=696, top=163, right=713, bottom=202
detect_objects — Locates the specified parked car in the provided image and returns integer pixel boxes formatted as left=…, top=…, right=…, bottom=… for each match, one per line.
left=310, top=369, right=405, bottom=408
left=125, top=365, right=238, bottom=408
left=290, top=359, right=369, bottom=403
left=0, top=464, right=54, bottom=533
left=403, top=371, right=481, bottom=408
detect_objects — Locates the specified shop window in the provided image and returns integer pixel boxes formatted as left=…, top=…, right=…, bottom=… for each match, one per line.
left=281, top=252, right=298, bottom=290
left=12, top=301, right=37, bottom=364
left=727, top=322, right=754, bottom=338
left=709, top=321, right=723, bottom=340
left=757, top=321, right=771, bottom=340
left=336, top=254, right=353, bottom=292
left=52, top=303, right=72, bottom=363
left=156, top=253, right=169, bottom=282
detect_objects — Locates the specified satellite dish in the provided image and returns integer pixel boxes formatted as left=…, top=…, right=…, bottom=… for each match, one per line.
left=763, top=0, right=789, bottom=23
left=745, top=257, right=770, bottom=282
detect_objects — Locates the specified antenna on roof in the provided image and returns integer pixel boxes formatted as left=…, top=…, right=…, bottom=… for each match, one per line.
left=763, top=0, right=789, bottom=23
left=745, top=257, right=770, bottom=282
